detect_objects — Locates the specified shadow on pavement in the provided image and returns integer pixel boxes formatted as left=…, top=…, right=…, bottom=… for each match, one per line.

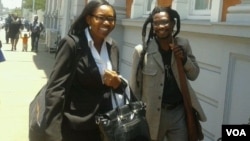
left=32, top=43, right=55, bottom=78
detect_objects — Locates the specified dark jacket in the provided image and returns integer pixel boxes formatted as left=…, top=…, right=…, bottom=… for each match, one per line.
left=44, top=33, right=120, bottom=140
left=29, top=21, right=44, bottom=35
left=8, top=20, right=22, bottom=39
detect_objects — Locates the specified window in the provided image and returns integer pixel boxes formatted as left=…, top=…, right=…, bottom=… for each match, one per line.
left=129, top=0, right=157, bottom=18
left=144, top=0, right=156, bottom=15
left=189, top=0, right=212, bottom=19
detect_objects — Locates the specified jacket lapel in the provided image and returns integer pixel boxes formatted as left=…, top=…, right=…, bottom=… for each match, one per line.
left=79, top=34, right=102, bottom=83
left=148, top=40, right=164, bottom=71
left=79, top=35, right=118, bottom=83
left=107, top=42, right=119, bottom=73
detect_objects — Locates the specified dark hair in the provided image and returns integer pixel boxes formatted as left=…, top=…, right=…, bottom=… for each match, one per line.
left=68, top=0, right=116, bottom=36
left=136, top=6, right=181, bottom=85
left=142, top=6, right=180, bottom=45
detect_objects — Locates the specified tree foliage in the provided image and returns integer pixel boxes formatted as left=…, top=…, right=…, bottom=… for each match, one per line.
left=23, top=0, right=46, bottom=11
left=12, top=8, right=22, bottom=17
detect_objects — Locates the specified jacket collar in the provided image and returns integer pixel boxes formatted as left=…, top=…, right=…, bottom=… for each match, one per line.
left=147, top=40, right=164, bottom=71
left=82, top=28, right=119, bottom=73
left=146, top=39, right=175, bottom=71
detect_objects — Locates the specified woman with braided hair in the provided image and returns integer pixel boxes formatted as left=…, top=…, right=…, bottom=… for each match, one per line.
left=130, top=6, right=206, bottom=141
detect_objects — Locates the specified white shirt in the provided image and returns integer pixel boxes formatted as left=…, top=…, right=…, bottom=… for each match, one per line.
left=85, top=28, right=130, bottom=108
left=85, top=28, right=113, bottom=82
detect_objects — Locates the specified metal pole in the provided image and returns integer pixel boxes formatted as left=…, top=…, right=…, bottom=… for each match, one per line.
left=21, top=0, right=23, bottom=16
left=32, top=0, right=35, bottom=14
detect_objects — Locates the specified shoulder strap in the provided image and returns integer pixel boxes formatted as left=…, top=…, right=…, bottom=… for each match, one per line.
left=67, top=34, right=80, bottom=56
left=61, top=34, right=83, bottom=110
left=173, top=37, right=202, bottom=140
left=67, top=34, right=88, bottom=68
left=64, top=34, right=85, bottom=65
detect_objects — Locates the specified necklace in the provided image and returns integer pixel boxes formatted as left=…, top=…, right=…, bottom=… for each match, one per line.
left=159, top=44, right=172, bottom=79
left=164, top=64, right=171, bottom=78
left=162, top=49, right=172, bottom=79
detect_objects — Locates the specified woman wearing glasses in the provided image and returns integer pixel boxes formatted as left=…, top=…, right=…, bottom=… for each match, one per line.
left=33, top=1, right=127, bottom=141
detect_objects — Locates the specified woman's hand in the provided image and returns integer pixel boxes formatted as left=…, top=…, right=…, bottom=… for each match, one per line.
left=103, top=70, right=122, bottom=89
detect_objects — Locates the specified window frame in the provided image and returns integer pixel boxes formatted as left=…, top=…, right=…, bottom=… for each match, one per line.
left=188, top=0, right=212, bottom=20
left=143, top=0, right=156, bottom=17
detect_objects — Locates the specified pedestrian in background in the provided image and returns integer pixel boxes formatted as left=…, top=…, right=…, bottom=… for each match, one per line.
left=29, top=15, right=44, bottom=52
left=9, top=14, right=22, bottom=51
left=30, top=1, right=128, bottom=141
left=3, top=14, right=12, bottom=44
left=129, top=6, right=207, bottom=141
left=20, top=33, right=30, bottom=52
left=0, top=40, right=6, bottom=62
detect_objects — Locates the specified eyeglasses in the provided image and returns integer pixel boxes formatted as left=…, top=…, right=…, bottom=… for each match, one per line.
left=153, top=20, right=170, bottom=27
left=91, top=15, right=115, bottom=22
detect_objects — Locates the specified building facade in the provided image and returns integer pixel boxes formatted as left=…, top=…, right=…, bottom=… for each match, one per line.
left=44, top=0, right=250, bottom=141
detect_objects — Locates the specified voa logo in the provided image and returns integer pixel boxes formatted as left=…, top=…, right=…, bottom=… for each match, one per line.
left=226, top=129, right=246, bottom=136
left=222, top=125, right=250, bottom=140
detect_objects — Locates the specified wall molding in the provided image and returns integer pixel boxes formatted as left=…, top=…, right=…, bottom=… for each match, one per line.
left=196, top=92, right=218, bottom=108
left=223, top=53, right=250, bottom=124
left=198, top=62, right=221, bottom=74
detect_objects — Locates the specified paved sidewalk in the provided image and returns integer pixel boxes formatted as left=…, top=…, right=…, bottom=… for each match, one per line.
left=0, top=29, right=55, bottom=141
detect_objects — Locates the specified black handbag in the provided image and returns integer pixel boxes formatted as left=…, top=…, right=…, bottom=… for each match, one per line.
left=29, top=85, right=47, bottom=141
left=95, top=89, right=151, bottom=141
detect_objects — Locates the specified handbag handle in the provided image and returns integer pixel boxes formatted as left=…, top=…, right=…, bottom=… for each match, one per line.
left=111, top=87, right=130, bottom=108
left=110, top=87, right=145, bottom=120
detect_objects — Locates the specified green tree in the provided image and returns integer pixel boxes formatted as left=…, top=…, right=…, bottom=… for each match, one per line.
left=23, top=0, right=46, bottom=11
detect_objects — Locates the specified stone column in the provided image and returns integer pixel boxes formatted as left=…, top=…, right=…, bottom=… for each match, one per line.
left=226, top=0, right=250, bottom=23
left=126, top=0, right=133, bottom=18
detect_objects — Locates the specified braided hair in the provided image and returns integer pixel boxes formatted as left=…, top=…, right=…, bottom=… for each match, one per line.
left=136, top=6, right=181, bottom=85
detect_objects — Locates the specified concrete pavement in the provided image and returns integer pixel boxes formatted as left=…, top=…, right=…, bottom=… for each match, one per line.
left=0, top=29, right=55, bottom=141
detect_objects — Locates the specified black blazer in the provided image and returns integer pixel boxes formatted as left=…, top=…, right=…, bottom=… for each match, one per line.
left=44, top=33, right=120, bottom=140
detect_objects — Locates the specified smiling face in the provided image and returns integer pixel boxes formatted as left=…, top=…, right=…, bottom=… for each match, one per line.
left=153, top=12, right=174, bottom=40
left=87, top=5, right=115, bottom=41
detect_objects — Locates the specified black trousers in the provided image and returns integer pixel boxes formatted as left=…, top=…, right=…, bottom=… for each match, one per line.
left=62, top=127, right=101, bottom=141
left=31, top=33, right=40, bottom=51
left=5, top=30, right=9, bottom=43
